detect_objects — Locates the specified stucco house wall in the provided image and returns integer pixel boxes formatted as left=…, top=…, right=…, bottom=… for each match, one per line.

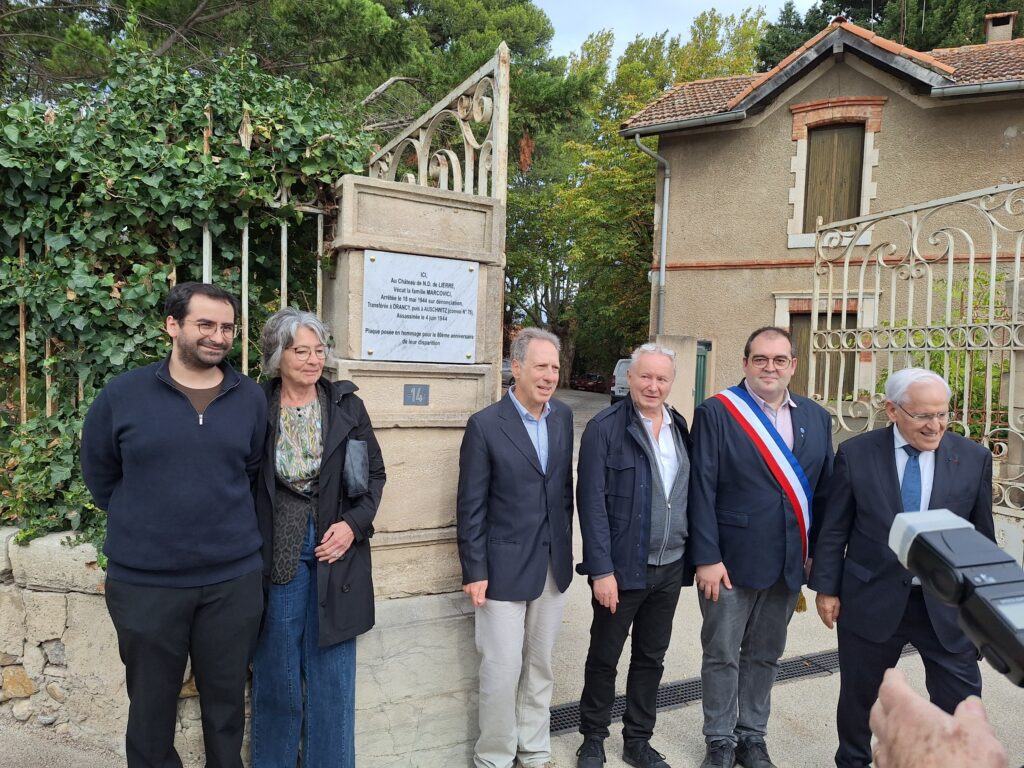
left=644, top=51, right=1024, bottom=394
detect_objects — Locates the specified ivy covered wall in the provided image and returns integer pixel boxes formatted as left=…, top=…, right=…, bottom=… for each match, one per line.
left=0, top=33, right=373, bottom=550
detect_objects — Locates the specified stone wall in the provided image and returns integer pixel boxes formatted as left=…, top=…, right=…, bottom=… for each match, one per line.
left=0, top=527, right=479, bottom=765
left=1, top=527, right=133, bottom=759
left=0, top=528, right=241, bottom=764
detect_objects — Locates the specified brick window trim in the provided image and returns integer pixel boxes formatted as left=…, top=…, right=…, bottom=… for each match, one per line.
left=790, top=97, right=888, bottom=141
left=788, top=298, right=858, bottom=315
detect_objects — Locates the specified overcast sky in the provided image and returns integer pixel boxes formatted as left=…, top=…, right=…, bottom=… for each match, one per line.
left=533, top=0, right=818, bottom=60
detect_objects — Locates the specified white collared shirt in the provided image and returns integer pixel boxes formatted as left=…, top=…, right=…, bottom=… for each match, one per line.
left=893, top=425, right=935, bottom=513
left=639, top=405, right=679, bottom=492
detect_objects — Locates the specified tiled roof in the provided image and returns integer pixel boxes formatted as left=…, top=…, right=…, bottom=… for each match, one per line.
left=622, top=20, right=1024, bottom=133
left=929, top=37, right=1024, bottom=84
left=622, top=75, right=757, bottom=131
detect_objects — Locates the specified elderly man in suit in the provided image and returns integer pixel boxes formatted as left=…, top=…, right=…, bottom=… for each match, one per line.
left=457, top=327, right=575, bottom=768
left=809, top=367, right=994, bottom=768
left=689, top=326, right=834, bottom=768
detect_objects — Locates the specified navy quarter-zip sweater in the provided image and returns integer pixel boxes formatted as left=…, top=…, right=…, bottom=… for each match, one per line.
left=81, top=357, right=267, bottom=587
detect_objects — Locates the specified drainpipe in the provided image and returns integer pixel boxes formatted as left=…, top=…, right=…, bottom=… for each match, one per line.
left=633, top=134, right=670, bottom=335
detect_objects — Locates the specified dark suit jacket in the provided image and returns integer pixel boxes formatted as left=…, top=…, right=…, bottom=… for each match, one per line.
left=456, top=394, right=575, bottom=602
left=809, top=425, right=994, bottom=652
left=688, top=382, right=834, bottom=592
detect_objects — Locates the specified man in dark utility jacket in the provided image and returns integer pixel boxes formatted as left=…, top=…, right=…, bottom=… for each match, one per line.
left=574, top=343, right=692, bottom=768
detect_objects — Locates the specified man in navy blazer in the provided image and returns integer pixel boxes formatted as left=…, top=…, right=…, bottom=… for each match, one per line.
left=689, top=327, right=834, bottom=768
left=810, top=368, right=994, bottom=768
left=457, top=327, right=575, bottom=768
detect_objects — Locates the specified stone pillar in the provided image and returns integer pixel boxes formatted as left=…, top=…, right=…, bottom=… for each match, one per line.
left=325, top=175, right=506, bottom=764
left=655, top=334, right=699, bottom=423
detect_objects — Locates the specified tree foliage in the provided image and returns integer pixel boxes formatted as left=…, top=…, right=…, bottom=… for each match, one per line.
left=506, top=10, right=765, bottom=379
left=0, top=30, right=372, bottom=545
left=877, top=0, right=1024, bottom=50
left=1, top=0, right=408, bottom=102
left=758, top=0, right=1024, bottom=70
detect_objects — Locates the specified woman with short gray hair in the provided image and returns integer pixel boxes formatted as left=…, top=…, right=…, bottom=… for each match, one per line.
left=251, top=307, right=386, bottom=768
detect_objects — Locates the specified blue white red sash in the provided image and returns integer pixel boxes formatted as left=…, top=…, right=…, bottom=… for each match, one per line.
left=713, top=386, right=813, bottom=561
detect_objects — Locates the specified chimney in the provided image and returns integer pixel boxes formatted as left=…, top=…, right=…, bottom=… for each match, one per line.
left=984, top=11, right=1018, bottom=43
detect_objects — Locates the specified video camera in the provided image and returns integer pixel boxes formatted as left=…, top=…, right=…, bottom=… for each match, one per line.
left=889, top=509, right=1024, bottom=687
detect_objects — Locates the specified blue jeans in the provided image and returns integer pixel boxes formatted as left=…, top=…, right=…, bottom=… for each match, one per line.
left=251, top=518, right=356, bottom=768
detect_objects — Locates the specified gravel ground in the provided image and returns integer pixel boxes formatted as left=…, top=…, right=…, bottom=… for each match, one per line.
left=0, top=712, right=120, bottom=768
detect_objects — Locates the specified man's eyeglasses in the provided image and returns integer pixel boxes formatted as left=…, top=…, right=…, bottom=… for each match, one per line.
left=897, top=404, right=951, bottom=423
left=748, top=355, right=793, bottom=369
left=287, top=347, right=328, bottom=362
left=185, top=320, right=237, bottom=338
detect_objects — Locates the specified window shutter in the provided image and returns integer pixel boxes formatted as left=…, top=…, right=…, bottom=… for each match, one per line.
left=803, top=124, right=865, bottom=233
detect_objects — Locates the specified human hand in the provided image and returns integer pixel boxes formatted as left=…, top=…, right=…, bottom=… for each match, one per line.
left=695, top=562, right=732, bottom=601
left=869, top=668, right=1007, bottom=768
left=314, top=521, right=355, bottom=563
left=463, top=580, right=488, bottom=608
left=815, top=593, right=840, bottom=629
left=592, top=575, right=619, bottom=614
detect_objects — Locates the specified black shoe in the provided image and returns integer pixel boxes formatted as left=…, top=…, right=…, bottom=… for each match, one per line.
left=575, top=736, right=606, bottom=768
left=700, top=739, right=736, bottom=768
left=735, top=738, right=777, bottom=768
left=622, top=740, right=670, bottom=768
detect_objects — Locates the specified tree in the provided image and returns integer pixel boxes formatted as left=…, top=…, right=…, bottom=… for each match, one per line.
left=0, top=33, right=372, bottom=545
left=0, top=0, right=410, bottom=101
left=758, top=0, right=885, bottom=70
left=878, top=0, right=1024, bottom=50
left=504, top=10, right=766, bottom=379
left=758, top=0, right=1024, bottom=70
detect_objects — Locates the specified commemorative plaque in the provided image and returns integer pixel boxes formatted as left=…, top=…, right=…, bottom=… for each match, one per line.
left=361, top=249, right=479, bottom=363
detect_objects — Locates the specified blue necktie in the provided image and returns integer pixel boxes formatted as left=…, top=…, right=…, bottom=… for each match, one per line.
left=901, top=444, right=922, bottom=512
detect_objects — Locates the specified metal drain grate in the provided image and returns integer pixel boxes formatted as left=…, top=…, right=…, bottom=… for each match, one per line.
left=550, top=645, right=919, bottom=734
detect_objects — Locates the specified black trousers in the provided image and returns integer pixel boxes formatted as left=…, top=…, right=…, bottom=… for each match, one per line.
left=834, top=588, right=982, bottom=768
left=105, top=569, right=264, bottom=768
left=578, top=559, right=684, bottom=742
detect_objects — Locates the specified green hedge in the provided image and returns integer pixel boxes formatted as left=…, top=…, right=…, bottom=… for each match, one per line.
left=0, top=31, right=373, bottom=554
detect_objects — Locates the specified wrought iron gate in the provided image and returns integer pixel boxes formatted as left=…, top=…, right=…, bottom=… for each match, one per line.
left=809, top=182, right=1024, bottom=560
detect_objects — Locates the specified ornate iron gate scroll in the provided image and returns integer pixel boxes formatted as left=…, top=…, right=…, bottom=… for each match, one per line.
left=809, top=182, right=1024, bottom=559
left=366, top=44, right=509, bottom=204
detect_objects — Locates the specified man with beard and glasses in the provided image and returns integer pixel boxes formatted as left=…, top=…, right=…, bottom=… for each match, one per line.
left=82, top=281, right=267, bottom=768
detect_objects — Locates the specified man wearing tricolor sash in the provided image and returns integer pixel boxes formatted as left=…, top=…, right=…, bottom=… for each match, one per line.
left=688, top=327, right=834, bottom=768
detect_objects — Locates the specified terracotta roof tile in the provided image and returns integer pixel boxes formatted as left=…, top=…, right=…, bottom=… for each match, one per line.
left=622, top=21, right=1024, bottom=134
left=929, top=37, right=1024, bottom=84
left=621, top=74, right=757, bottom=131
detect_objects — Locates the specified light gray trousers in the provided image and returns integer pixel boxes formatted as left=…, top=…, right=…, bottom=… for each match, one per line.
left=473, top=567, right=567, bottom=768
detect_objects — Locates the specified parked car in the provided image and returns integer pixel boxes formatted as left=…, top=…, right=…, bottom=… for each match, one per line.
left=570, top=373, right=608, bottom=393
left=501, top=358, right=514, bottom=388
left=609, top=358, right=631, bottom=404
